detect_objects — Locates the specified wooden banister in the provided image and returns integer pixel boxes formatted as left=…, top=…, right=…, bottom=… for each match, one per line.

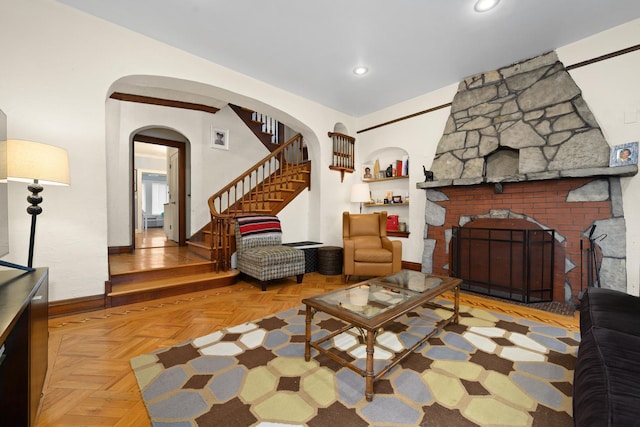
left=207, top=133, right=309, bottom=271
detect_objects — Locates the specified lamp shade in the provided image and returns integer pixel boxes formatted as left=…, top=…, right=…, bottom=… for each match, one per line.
left=350, top=183, right=370, bottom=203
left=0, top=139, right=70, bottom=185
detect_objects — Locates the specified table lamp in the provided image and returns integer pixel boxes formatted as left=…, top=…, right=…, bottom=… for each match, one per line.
left=0, top=139, right=70, bottom=271
left=350, top=183, right=371, bottom=213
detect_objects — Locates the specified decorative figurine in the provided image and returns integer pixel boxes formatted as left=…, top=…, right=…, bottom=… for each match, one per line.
left=423, top=166, right=434, bottom=182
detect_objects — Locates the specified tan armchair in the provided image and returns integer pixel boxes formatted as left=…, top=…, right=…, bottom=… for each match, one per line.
left=342, top=211, right=402, bottom=282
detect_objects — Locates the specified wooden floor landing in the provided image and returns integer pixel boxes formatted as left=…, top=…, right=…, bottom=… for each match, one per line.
left=108, top=230, right=238, bottom=307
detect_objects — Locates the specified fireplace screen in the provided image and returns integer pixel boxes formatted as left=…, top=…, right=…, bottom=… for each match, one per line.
left=451, top=227, right=554, bottom=303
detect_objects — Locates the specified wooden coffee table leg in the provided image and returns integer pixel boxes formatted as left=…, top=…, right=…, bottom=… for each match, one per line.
left=304, top=305, right=311, bottom=361
left=365, top=329, right=375, bottom=401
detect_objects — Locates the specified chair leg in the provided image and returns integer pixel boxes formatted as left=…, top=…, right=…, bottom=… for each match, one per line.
left=260, top=280, right=268, bottom=291
left=296, top=274, right=304, bottom=284
left=345, top=275, right=350, bottom=283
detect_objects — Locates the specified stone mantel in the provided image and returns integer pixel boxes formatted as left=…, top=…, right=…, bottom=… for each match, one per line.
left=417, top=164, right=637, bottom=189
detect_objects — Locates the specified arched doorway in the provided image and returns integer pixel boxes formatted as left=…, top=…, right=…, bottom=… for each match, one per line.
left=133, top=131, right=188, bottom=248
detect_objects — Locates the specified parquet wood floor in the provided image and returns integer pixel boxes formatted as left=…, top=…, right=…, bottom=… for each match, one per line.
left=37, top=272, right=579, bottom=426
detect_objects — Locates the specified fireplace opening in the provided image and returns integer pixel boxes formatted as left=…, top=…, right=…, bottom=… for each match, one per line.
left=451, top=220, right=555, bottom=303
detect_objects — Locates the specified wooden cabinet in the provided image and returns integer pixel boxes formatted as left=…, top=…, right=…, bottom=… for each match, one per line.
left=0, top=268, right=48, bottom=426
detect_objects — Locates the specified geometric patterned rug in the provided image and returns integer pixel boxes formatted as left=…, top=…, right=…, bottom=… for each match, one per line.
left=130, top=301, right=580, bottom=426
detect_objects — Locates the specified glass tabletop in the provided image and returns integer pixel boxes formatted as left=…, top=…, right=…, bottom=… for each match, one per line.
left=376, top=270, right=443, bottom=293
left=305, top=270, right=450, bottom=319
left=315, top=282, right=421, bottom=318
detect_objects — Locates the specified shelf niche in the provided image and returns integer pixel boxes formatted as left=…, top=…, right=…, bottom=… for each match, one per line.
left=362, top=147, right=410, bottom=237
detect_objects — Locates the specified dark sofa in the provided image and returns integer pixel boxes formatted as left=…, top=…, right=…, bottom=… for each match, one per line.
left=573, top=287, right=640, bottom=426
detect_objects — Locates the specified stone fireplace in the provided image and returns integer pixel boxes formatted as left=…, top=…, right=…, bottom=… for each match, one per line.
left=418, top=52, right=637, bottom=304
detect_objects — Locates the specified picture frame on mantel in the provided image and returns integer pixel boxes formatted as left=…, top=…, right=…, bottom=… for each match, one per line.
left=211, top=127, right=229, bottom=150
left=609, top=141, right=638, bottom=167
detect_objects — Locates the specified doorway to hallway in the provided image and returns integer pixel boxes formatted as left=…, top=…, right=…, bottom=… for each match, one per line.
left=132, top=133, right=188, bottom=249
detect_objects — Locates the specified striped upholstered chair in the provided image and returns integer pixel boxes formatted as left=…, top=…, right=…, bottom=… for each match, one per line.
left=235, top=214, right=305, bottom=291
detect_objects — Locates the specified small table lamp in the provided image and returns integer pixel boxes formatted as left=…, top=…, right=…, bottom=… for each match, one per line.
left=350, top=183, right=371, bottom=213
left=0, top=139, right=70, bottom=271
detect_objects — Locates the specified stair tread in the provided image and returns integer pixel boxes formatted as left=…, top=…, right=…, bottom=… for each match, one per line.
left=110, top=261, right=214, bottom=278
left=186, top=241, right=210, bottom=249
left=110, top=270, right=238, bottom=296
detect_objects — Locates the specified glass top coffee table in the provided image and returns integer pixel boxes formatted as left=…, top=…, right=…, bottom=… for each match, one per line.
left=302, top=270, right=461, bottom=401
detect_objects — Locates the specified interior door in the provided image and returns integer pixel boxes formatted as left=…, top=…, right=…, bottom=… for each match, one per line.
left=166, top=149, right=179, bottom=242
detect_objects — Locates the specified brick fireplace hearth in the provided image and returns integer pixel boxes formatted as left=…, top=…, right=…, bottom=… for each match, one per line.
left=423, top=177, right=623, bottom=304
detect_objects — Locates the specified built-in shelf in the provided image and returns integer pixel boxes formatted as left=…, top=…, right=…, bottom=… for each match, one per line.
left=364, top=175, right=409, bottom=183
left=364, top=202, right=410, bottom=207
left=388, top=231, right=410, bottom=238
left=364, top=148, right=411, bottom=238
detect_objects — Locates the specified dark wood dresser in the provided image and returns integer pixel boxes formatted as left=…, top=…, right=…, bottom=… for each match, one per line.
left=0, top=268, right=48, bottom=426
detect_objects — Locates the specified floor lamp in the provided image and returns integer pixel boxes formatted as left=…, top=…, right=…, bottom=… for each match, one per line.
left=0, top=139, right=70, bottom=271
left=350, top=183, right=371, bottom=213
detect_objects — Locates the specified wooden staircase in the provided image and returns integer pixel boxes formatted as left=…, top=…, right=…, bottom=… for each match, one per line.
left=106, top=120, right=309, bottom=307
left=187, top=133, right=310, bottom=268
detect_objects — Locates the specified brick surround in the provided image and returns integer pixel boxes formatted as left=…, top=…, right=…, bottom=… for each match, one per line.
left=426, top=177, right=617, bottom=304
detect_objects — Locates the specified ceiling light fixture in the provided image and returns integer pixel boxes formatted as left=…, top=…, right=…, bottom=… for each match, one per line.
left=474, top=0, right=500, bottom=12
left=353, top=66, right=368, bottom=76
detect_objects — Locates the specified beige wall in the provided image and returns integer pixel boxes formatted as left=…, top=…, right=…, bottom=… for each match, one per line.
left=1, top=0, right=639, bottom=300
left=0, top=0, right=353, bottom=301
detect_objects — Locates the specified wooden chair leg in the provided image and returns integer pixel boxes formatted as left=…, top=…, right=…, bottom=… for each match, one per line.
left=296, top=274, right=304, bottom=283
left=345, top=275, right=350, bottom=283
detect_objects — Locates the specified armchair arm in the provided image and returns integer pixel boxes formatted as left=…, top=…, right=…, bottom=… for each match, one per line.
left=343, top=238, right=356, bottom=276
left=382, top=237, right=402, bottom=272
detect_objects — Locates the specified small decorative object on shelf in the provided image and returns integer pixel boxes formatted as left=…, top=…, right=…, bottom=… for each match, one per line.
left=362, top=163, right=373, bottom=179
left=423, top=165, right=434, bottom=181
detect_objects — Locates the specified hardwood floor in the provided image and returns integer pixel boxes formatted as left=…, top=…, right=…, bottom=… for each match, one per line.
left=135, top=227, right=177, bottom=250
left=38, top=269, right=579, bottom=426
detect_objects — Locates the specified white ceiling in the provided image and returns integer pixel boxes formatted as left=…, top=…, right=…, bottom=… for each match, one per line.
left=55, top=0, right=640, bottom=117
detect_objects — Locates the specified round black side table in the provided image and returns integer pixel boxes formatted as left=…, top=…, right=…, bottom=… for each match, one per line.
left=317, top=246, right=343, bottom=275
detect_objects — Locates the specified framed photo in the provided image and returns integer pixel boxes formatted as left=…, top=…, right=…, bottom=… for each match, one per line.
left=610, top=141, right=638, bottom=167
left=392, top=195, right=403, bottom=204
left=362, top=163, right=373, bottom=180
left=211, top=127, right=229, bottom=150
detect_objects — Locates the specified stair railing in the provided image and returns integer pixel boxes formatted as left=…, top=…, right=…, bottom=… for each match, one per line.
left=252, top=111, right=280, bottom=144
left=207, top=133, right=308, bottom=271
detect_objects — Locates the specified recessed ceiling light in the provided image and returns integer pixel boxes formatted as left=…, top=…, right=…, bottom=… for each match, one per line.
left=474, top=0, right=500, bottom=12
left=353, top=66, right=368, bottom=76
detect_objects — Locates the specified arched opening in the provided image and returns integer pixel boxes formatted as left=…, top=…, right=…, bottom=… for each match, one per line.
left=132, top=129, right=189, bottom=248
left=106, top=75, right=322, bottom=252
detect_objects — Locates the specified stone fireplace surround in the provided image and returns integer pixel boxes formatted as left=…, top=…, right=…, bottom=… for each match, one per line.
left=418, top=51, right=637, bottom=303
